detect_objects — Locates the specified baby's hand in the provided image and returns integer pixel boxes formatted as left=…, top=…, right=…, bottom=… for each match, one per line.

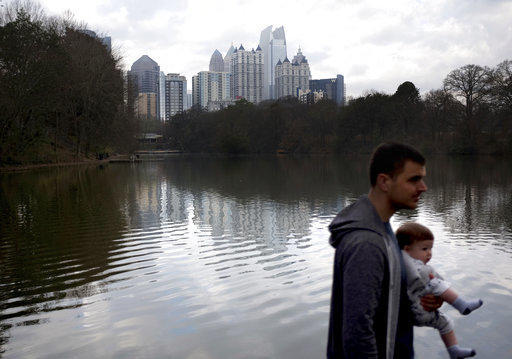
left=429, top=273, right=434, bottom=280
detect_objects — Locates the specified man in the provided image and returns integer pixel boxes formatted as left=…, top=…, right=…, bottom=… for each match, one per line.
left=327, top=142, right=436, bottom=359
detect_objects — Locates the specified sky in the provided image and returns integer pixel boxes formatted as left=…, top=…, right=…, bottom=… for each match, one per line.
left=11, top=0, right=512, bottom=97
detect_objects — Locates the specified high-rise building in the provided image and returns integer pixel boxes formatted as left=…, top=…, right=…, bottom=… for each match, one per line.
left=184, top=92, right=193, bottom=111
left=192, top=71, right=231, bottom=110
left=130, top=55, right=160, bottom=117
left=164, top=73, right=187, bottom=119
left=224, top=44, right=235, bottom=73
left=298, top=89, right=325, bottom=104
left=275, top=48, right=311, bottom=99
left=82, top=29, right=112, bottom=52
left=130, top=55, right=160, bottom=94
left=230, top=44, right=264, bottom=104
left=259, top=25, right=287, bottom=100
left=135, top=92, right=157, bottom=119
left=159, top=72, right=166, bottom=121
left=309, top=75, right=345, bottom=105
left=209, top=49, right=225, bottom=72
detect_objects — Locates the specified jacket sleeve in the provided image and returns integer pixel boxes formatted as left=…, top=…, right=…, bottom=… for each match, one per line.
left=337, top=231, right=386, bottom=358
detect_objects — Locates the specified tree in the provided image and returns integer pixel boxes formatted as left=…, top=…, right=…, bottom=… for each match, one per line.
left=0, top=9, right=64, bottom=163
left=443, top=64, right=491, bottom=143
left=488, top=60, right=512, bottom=112
left=423, top=90, right=463, bottom=149
left=392, top=81, right=422, bottom=138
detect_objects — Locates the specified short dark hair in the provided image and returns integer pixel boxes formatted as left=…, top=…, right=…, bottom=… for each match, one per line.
left=369, top=142, right=425, bottom=186
left=396, top=222, right=434, bottom=249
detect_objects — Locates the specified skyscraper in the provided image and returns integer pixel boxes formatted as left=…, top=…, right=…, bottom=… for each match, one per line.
left=209, top=49, right=225, bottom=72
left=135, top=93, right=157, bottom=119
left=164, top=73, right=187, bottom=119
left=159, top=72, right=166, bottom=121
left=130, top=55, right=160, bottom=118
left=192, top=71, right=231, bottom=110
left=81, top=29, right=112, bottom=52
left=230, top=44, right=263, bottom=104
left=259, top=25, right=287, bottom=100
left=275, top=48, right=311, bottom=99
left=309, top=75, right=346, bottom=105
left=224, top=44, right=235, bottom=73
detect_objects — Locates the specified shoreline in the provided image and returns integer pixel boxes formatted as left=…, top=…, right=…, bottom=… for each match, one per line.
left=0, top=159, right=111, bottom=173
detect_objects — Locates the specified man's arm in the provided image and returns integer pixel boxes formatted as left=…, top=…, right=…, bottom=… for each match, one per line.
left=339, top=234, right=386, bottom=358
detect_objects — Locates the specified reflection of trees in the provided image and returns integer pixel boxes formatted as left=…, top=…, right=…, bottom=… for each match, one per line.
left=0, top=165, right=137, bottom=350
left=423, top=156, right=512, bottom=234
left=159, top=155, right=367, bottom=209
left=3, top=156, right=510, bottom=354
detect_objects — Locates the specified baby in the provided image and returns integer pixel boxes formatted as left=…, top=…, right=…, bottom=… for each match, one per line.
left=396, top=222, right=483, bottom=359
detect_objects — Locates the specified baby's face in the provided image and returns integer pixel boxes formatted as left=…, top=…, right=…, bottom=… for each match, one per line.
left=405, top=239, right=433, bottom=264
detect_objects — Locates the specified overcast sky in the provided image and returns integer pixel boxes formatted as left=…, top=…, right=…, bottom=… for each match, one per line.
left=20, top=0, right=512, bottom=97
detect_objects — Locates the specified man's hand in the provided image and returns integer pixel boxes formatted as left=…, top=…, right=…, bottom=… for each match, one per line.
left=420, top=273, right=443, bottom=311
left=420, top=294, right=443, bottom=311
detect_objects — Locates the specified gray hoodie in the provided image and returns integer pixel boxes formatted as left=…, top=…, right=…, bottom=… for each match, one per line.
left=327, top=195, right=402, bottom=359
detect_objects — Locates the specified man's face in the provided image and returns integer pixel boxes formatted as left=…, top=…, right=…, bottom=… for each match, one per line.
left=386, top=160, right=427, bottom=210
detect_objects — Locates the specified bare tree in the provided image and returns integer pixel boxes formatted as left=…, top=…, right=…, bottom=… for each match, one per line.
left=489, top=60, right=512, bottom=112
left=443, top=64, right=491, bottom=142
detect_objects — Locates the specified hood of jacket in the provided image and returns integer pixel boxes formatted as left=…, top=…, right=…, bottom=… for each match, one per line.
left=328, top=195, right=386, bottom=248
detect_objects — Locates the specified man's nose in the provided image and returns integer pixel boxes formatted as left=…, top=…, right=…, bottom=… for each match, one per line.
left=418, top=180, right=427, bottom=192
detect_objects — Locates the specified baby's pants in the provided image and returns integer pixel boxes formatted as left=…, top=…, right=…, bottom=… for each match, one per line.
left=412, top=303, right=454, bottom=334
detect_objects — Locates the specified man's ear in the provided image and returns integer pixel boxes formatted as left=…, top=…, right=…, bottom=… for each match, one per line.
left=376, top=173, right=391, bottom=192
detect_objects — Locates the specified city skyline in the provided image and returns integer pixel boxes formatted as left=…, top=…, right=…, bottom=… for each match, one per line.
left=28, top=0, right=512, bottom=98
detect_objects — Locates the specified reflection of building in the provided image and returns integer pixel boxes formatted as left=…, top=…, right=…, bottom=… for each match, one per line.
left=135, top=92, right=157, bottom=119
left=259, top=26, right=288, bottom=100
left=309, top=75, right=345, bottom=105
left=193, top=71, right=231, bottom=110
left=275, top=48, right=310, bottom=99
left=230, top=44, right=264, bottom=104
left=209, top=49, right=225, bottom=72
left=164, top=73, right=187, bottom=119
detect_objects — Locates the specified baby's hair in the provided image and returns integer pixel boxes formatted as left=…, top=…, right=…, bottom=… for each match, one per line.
left=396, top=222, right=434, bottom=249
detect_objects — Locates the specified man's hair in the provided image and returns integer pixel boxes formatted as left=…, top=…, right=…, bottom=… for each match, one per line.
left=396, top=222, right=434, bottom=249
left=369, top=142, right=425, bottom=187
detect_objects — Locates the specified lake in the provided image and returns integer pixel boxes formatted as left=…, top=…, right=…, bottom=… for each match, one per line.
left=1, top=155, right=511, bottom=358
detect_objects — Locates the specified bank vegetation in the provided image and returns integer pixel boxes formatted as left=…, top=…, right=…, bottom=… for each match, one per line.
left=166, top=60, right=511, bottom=155
left=0, top=1, right=138, bottom=166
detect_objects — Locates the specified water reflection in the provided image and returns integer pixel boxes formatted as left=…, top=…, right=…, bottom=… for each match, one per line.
left=0, top=155, right=511, bottom=358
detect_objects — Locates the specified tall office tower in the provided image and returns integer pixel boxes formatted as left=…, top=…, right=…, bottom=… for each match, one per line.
left=130, top=55, right=160, bottom=117
left=135, top=93, right=157, bottom=119
left=192, top=71, right=231, bottom=111
left=259, top=25, right=287, bottom=100
left=82, top=29, right=112, bottom=52
left=224, top=44, right=235, bottom=73
left=275, top=48, right=311, bottom=99
left=159, top=72, right=166, bottom=121
left=209, top=49, right=225, bottom=72
left=309, top=74, right=345, bottom=105
left=230, top=44, right=264, bottom=104
left=164, top=73, right=187, bottom=119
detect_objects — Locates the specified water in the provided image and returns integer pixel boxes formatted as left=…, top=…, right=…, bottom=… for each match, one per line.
left=1, top=156, right=511, bottom=358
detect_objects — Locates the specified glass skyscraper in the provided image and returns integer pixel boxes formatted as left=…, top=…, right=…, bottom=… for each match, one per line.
left=259, top=26, right=287, bottom=100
